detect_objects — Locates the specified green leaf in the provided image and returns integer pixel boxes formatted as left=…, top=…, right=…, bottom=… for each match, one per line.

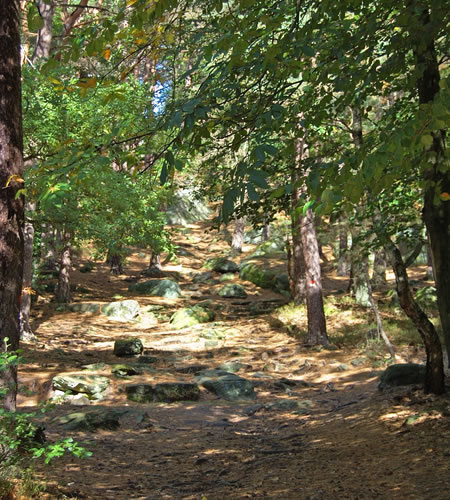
left=420, top=134, right=433, bottom=148
left=270, top=186, right=285, bottom=199
left=247, top=183, right=259, bottom=202
left=248, top=169, right=269, bottom=189
left=27, top=6, right=44, bottom=33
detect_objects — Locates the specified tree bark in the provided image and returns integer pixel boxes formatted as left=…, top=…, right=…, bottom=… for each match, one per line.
left=384, top=238, right=444, bottom=394
left=32, top=0, right=54, bottom=62
left=55, top=234, right=72, bottom=303
left=108, top=251, right=124, bottom=275
left=371, top=249, right=387, bottom=290
left=20, top=202, right=36, bottom=341
left=301, top=209, right=328, bottom=345
left=262, top=217, right=271, bottom=241
left=0, top=0, right=24, bottom=411
left=231, top=217, right=245, bottom=254
left=412, top=7, right=450, bottom=362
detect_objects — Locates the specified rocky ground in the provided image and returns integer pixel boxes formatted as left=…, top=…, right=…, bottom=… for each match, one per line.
left=14, top=221, right=450, bottom=499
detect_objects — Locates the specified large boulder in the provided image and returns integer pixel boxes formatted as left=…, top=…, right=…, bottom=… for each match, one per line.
left=128, top=279, right=182, bottom=299
left=250, top=239, right=286, bottom=258
left=165, top=188, right=211, bottom=225
left=218, top=283, right=248, bottom=298
left=52, top=373, right=110, bottom=400
left=195, top=369, right=256, bottom=400
left=240, top=262, right=290, bottom=295
left=170, top=305, right=215, bottom=329
left=203, top=257, right=240, bottom=273
left=113, top=338, right=144, bottom=357
left=101, top=300, right=140, bottom=322
left=378, top=363, right=426, bottom=390
left=57, top=409, right=126, bottom=431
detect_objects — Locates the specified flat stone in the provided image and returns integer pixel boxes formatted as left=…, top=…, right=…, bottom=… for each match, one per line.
left=52, top=373, right=110, bottom=398
left=128, top=280, right=182, bottom=298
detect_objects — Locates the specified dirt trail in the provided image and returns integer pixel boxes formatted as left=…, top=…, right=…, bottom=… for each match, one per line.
left=17, top=222, right=450, bottom=499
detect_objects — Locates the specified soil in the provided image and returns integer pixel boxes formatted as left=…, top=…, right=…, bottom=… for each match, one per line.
left=15, top=221, right=450, bottom=500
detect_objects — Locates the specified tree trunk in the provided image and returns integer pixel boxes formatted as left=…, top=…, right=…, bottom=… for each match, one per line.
left=372, top=249, right=387, bottom=290
left=109, top=252, right=124, bottom=275
left=20, top=202, right=36, bottom=341
left=412, top=7, right=450, bottom=362
left=301, top=209, right=328, bottom=345
left=337, top=216, right=348, bottom=276
left=384, top=238, right=444, bottom=394
left=290, top=215, right=306, bottom=304
left=55, top=235, right=72, bottom=303
left=426, top=243, right=434, bottom=281
left=231, top=217, right=245, bottom=254
left=32, top=0, right=54, bottom=62
left=262, top=217, right=271, bottom=241
left=149, top=252, right=161, bottom=270
left=349, top=225, right=371, bottom=307
left=0, top=0, right=24, bottom=411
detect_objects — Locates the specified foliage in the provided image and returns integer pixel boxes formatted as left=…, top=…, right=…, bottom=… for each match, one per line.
left=0, top=343, right=91, bottom=491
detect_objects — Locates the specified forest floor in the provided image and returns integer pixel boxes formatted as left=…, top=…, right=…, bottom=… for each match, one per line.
left=15, top=220, right=450, bottom=500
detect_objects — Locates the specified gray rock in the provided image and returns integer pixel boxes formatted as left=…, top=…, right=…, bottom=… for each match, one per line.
left=153, top=382, right=200, bottom=402
left=128, top=280, right=182, bottom=298
left=378, top=363, right=426, bottom=390
left=218, top=284, right=248, bottom=298
left=111, top=364, right=143, bottom=377
left=101, top=300, right=140, bottom=322
left=170, top=305, right=215, bottom=329
left=124, top=384, right=154, bottom=403
left=58, top=409, right=126, bottom=431
left=220, top=273, right=236, bottom=282
left=351, top=358, right=366, bottom=367
left=124, top=382, right=200, bottom=403
left=113, top=338, right=144, bottom=357
left=204, top=257, right=240, bottom=273
left=52, top=373, right=110, bottom=399
left=165, top=188, right=211, bottom=225
left=218, top=361, right=245, bottom=373
left=174, top=364, right=210, bottom=375
left=138, top=355, right=159, bottom=364
left=196, top=369, right=256, bottom=400
left=67, top=303, right=100, bottom=313
left=193, top=271, right=215, bottom=284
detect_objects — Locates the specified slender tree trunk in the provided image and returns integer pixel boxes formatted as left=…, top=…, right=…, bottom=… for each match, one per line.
left=41, top=227, right=59, bottom=270
left=301, top=209, right=328, bottom=345
left=412, top=7, right=450, bottom=361
left=149, top=251, right=161, bottom=269
left=231, top=217, right=245, bottom=254
left=262, top=217, right=271, bottom=241
left=55, top=234, right=72, bottom=303
left=372, top=249, right=387, bottom=290
left=337, top=216, right=349, bottom=276
left=384, top=238, right=444, bottom=394
left=32, top=0, right=54, bottom=62
left=290, top=214, right=306, bottom=304
left=0, top=0, right=24, bottom=411
left=426, top=242, right=434, bottom=281
left=20, top=202, right=36, bottom=341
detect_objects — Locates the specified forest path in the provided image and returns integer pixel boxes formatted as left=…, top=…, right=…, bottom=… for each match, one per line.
left=17, top=220, right=450, bottom=499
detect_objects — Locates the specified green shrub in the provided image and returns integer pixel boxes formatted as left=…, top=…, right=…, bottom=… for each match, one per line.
left=0, top=341, right=92, bottom=493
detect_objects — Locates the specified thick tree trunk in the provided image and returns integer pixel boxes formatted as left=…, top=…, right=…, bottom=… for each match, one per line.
left=108, top=252, right=124, bottom=275
left=0, top=0, right=24, bottom=411
left=32, top=0, right=54, bottom=62
left=231, top=217, right=245, bottom=254
left=372, top=249, right=387, bottom=290
left=384, top=238, right=445, bottom=394
left=337, top=217, right=348, bottom=276
left=55, top=235, right=72, bottom=303
left=412, top=9, right=450, bottom=363
left=301, top=209, right=328, bottom=345
left=20, top=203, right=36, bottom=341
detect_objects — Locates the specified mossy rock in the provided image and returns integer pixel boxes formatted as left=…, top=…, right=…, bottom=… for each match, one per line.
left=111, top=364, right=143, bottom=377
left=218, top=283, right=248, bottom=298
left=58, top=409, right=126, bottom=431
left=203, top=257, right=239, bottom=273
left=101, top=300, right=140, bottom=322
left=240, top=262, right=276, bottom=289
left=128, top=279, right=182, bottom=298
left=153, top=382, right=200, bottom=402
left=52, top=374, right=110, bottom=397
left=378, top=363, right=426, bottom=390
left=113, top=338, right=144, bottom=357
left=170, top=305, right=215, bottom=329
